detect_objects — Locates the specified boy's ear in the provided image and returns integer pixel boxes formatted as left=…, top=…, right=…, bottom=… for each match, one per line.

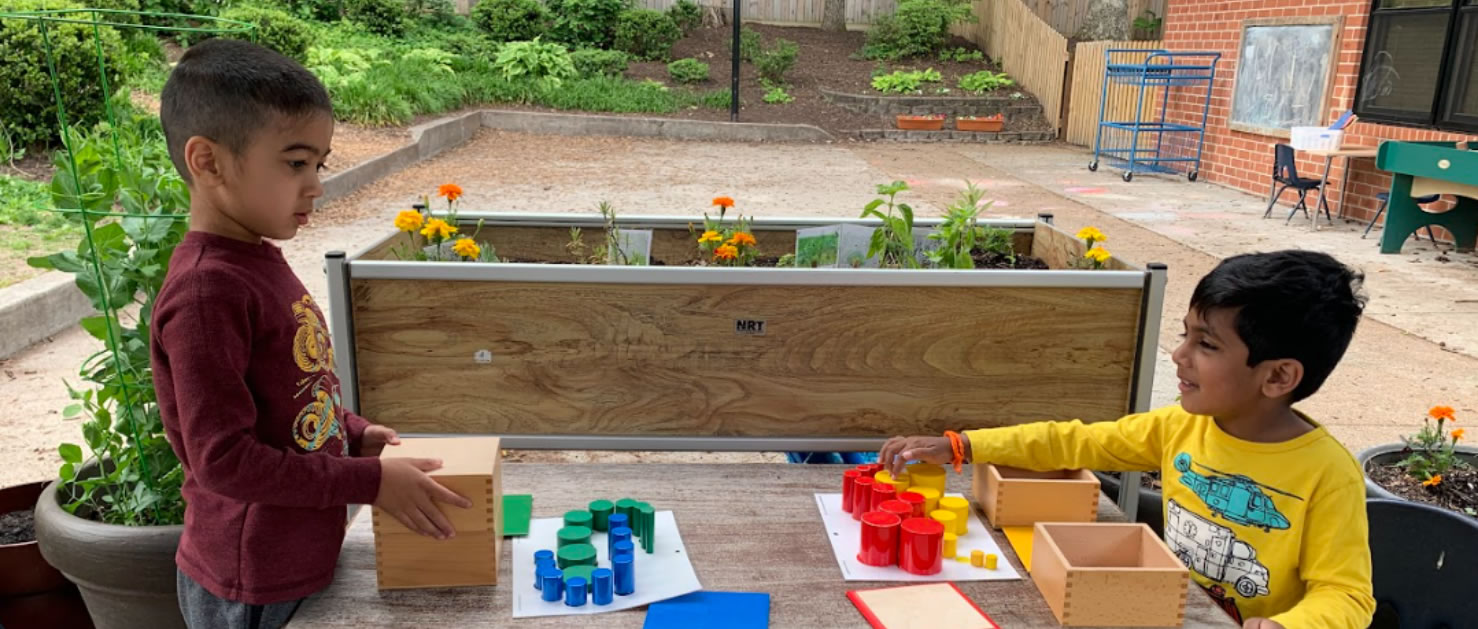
left=1259, top=358, right=1304, bottom=399
left=184, top=135, right=226, bottom=187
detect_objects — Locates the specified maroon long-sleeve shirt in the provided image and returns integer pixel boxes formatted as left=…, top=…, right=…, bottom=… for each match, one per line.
left=152, top=231, right=382, bottom=605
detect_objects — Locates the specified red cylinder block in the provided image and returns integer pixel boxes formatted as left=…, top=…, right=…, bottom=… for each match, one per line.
left=879, top=499, right=913, bottom=520
left=898, top=491, right=926, bottom=518
left=842, top=469, right=861, bottom=513
left=857, top=463, right=883, bottom=476
left=899, top=517, right=945, bottom=576
left=857, top=511, right=902, bottom=567
left=851, top=477, right=875, bottom=521
left=870, top=483, right=897, bottom=513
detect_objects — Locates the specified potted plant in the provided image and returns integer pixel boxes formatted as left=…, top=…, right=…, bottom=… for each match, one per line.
left=1, top=481, right=93, bottom=628
left=1358, top=405, right=1478, bottom=519
left=895, top=113, right=945, bottom=130
left=956, top=113, right=1005, bottom=132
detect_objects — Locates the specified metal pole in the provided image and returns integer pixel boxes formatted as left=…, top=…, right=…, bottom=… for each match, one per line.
left=325, top=251, right=360, bottom=414
left=730, top=0, right=741, bottom=121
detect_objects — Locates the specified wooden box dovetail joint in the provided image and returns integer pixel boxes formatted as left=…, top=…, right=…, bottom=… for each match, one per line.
left=371, top=436, right=503, bottom=589
left=1030, top=522, right=1189, bottom=627
left=974, top=464, right=1100, bottom=529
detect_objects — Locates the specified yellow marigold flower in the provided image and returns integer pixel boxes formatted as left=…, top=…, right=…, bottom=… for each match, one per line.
left=438, top=183, right=464, bottom=202
left=1430, top=405, right=1456, bottom=422
left=1076, top=226, right=1106, bottom=243
left=1422, top=474, right=1443, bottom=487
left=714, top=244, right=739, bottom=260
left=727, top=232, right=757, bottom=247
left=394, top=210, right=424, bottom=233
left=712, top=196, right=735, bottom=209
left=421, top=218, right=457, bottom=240
left=1453, top=428, right=1466, bottom=442
left=451, top=238, right=480, bottom=260
left=698, top=230, right=723, bottom=244
left=1084, top=248, right=1112, bottom=264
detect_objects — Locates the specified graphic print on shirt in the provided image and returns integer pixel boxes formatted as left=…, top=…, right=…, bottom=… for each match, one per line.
left=291, top=295, right=344, bottom=453
left=1166, top=499, right=1272, bottom=600
left=1173, top=452, right=1302, bottom=532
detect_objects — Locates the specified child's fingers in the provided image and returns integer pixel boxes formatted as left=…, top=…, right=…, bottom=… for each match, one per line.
left=419, top=498, right=456, bottom=539
left=402, top=505, right=437, bottom=538
left=430, top=480, right=472, bottom=509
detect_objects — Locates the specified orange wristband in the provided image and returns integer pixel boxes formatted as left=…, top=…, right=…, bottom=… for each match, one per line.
left=944, top=430, right=966, bottom=474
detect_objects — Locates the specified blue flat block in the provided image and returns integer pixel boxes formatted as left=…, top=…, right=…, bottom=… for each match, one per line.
left=643, top=591, right=771, bottom=629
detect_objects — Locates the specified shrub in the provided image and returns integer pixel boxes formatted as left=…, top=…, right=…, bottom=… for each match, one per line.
left=738, top=26, right=761, bottom=62
left=668, top=0, right=701, bottom=32
left=285, top=0, right=343, bottom=21
left=547, top=0, right=627, bottom=49
left=219, top=6, right=313, bottom=61
left=754, top=37, right=797, bottom=84
left=614, top=9, right=681, bottom=61
left=0, top=0, right=128, bottom=147
left=762, top=83, right=793, bottom=104
left=870, top=68, right=941, bottom=94
left=493, top=38, right=576, bottom=83
left=667, top=57, right=708, bottom=83
left=958, top=69, right=1013, bottom=93
left=571, top=47, right=628, bottom=77
left=472, top=0, right=547, bottom=42
left=863, top=0, right=973, bottom=59
left=440, top=30, right=502, bottom=59
left=938, top=46, right=983, bottom=63
left=345, top=0, right=409, bottom=36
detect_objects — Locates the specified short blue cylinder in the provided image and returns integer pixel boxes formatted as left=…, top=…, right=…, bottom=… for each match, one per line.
left=534, top=549, right=555, bottom=566
left=539, top=568, right=563, bottom=601
left=592, top=568, right=614, bottom=605
left=564, top=577, right=588, bottom=607
left=613, top=554, right=635, bottom=596
left=608, top=513, right=629, bottom=533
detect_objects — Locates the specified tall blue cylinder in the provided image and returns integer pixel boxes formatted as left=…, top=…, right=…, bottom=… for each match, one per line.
left=564, top=577, right=588, bottom=607
left=539, top=567, right=563, bottom=601
left=612, top=540, right=635, bottom=559
left=592, top=568, right=614, bottom=605
left=613, top=554, right=635, bottom=596
left=608, top=526, right=633, bottom=557
left=608, top=513, right=629, bottom=533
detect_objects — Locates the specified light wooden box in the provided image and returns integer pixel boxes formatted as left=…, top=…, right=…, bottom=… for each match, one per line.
left=973, top=464, right=1099, bottom=529
left=1030, top=522, right=1189, bottom=627
left=371, top=436, right=503, bottom=589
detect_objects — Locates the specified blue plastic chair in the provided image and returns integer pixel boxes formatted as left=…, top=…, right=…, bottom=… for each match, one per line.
left=1366, top=498, right=1478, bottom=629
left=1263, top=144, right=1332, bottom=224
left=1364, top=192, right=1441, bottom=241
left=785, top=451, right=878, bottom=465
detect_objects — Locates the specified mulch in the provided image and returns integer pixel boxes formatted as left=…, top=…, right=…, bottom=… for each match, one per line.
left=1368, top=463, right=1478, bottom=518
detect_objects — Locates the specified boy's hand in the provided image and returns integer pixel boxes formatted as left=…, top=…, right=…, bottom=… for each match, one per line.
left=375, top=458, right=472, bottom=540
left=879, top=436, right=954, bottom=478
left=1243, top=619, right=1285, bottom=629
left=361, top=425, right=400, bottom=457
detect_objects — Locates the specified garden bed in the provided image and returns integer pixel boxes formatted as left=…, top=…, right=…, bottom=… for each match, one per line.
left=1368, top=464, right=1478, bottom=517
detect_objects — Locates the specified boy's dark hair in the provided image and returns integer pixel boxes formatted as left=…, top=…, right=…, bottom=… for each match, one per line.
left=160, top=38, right=331, bottom=184
left=1191, top=250, right=1366, bottom=402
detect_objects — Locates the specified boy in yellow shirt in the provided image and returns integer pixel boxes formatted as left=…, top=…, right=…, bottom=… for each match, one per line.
left=880, top=250, right=1374, bottom=629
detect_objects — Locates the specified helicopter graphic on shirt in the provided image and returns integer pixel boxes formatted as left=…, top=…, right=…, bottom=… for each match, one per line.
left=1174, top=453, right=1303, bottom=532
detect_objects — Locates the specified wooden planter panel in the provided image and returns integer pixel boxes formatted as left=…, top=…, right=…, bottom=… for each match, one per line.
left=1031, top=523, right=1189, bottom=627
left=372, top=437, right=503, bottom=589
left=974, top=465, right=1100, bottom=528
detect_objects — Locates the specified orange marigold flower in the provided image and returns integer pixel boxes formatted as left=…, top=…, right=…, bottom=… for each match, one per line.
left=420, top=218, right=457, bottom=240
left=727, top=232, right=757, bottom=247
left=394, top=210, right=424, bottom=233
left=712, top=196, right=735, bottom=209
left=1453, top=428, right=1466, bottom=442
left=698, top=230, right=723, bottom=244
left=451, top=238, right=481, bottom=260
left=1422, top=474, right=1443, bottom=487
left=714, top=244, right=739, bottom=260
left=1430, top=405, right=1456, bottom=422
left=438, top=183, right=464, bottom=202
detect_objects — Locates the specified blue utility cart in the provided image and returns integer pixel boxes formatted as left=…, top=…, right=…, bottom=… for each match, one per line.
left=1089, top=49, right=1221, bottom=182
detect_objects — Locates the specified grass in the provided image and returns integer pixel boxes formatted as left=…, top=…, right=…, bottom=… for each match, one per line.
left=0, top=174, right=79, bottom=288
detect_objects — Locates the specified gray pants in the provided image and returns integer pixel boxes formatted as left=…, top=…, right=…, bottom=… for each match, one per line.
left=177, top=569, right=303, bottom=629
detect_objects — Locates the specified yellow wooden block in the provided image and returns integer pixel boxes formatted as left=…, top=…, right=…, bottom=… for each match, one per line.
left=938, top=496, right=969, bottom=535
left=971, top=550, right=985, bottom=567
left=874, top=470, right=911, bottom=495
left=905, top=463, right=947, bottom=493
left=985, top=554, right=998, bottom=570
left=942, top=532, right=957, bottom=559
left=908, top=487, right=941, bottom=514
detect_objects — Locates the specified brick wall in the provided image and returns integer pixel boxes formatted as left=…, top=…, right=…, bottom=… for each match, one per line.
left=1161, top=0, right=1477, bottom=225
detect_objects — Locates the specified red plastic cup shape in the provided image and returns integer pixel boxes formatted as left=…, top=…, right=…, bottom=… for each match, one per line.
left=879, top=499, right=913, bottom=520
left=870, top=483, right=897, bottom=513
left=857, top=511, right=902, bottom=567
left=843, top=469, right=861, bottom=513
left=898, top=491, right=927, bottom=518
left=851, top=477, right=876, bottom=521
left=899, top=517, right=945, bottom=575
left=857, top=463, right=883, bottom=476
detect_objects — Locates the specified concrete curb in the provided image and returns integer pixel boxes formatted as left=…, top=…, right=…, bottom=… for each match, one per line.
left=480, top=110, right=835, bottom=143
left=0, top=271, right=92, bottom=360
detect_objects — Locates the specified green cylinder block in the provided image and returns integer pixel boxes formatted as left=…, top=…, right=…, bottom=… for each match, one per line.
left=588, top=500, right=614, bottom=532
left=556, top=525, right=592, bottom=549
left=557, top=543, right=598, bottom=569
left=562, top=564, right=597, bottom=585
left=564, top=510, right=594, bottom=529
left=615, top=498, right=638, bottom=522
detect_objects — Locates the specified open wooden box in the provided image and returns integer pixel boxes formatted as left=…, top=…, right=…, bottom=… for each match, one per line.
left=974, top=464, right=1100, bottom=528
left=371, top=436, right=503, bottom=589
left=1030, top=522, right=1189, bottom=627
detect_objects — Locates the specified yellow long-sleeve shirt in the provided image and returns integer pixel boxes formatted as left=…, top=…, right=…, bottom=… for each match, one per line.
left=965, top=405, right=1374, bottom=628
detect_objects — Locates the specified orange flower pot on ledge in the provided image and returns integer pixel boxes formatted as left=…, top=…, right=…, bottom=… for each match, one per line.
left=956, top=114, right=1005, bottom=132
left=896, top=114, right=945, bottom=131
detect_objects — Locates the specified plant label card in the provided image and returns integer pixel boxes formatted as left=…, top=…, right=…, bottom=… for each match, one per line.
left=815, top=493, right=1021, bottom=582
left=511, top=511, right=701, bottom=618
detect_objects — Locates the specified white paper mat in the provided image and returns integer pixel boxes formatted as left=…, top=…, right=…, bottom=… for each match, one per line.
left=510, top=511, right=702, bottom=617
left=815, top=493, right=1021, bottom=582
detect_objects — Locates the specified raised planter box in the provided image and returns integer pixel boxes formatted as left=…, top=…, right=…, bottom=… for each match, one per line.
left=956, top=115, right=1004, bottom=132
left=974, top=465, right=1099, bottom=528
left=325, top=213, right=1167, bottom=451
left=1031, top=522, right=1189, bottom=627
left=895, top=115, right=944, bottom=131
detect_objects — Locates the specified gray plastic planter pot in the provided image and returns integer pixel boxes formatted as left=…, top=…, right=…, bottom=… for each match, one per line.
left=1358, top=443, right=1478, bottom=501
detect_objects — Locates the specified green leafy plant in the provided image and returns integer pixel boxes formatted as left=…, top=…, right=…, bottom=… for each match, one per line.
left=571, top=48, right=629, bottom=77
left=493, top=38, right=577, bottom=84
left=861, top=180, right=918, bottom=268
left=926, top=181, right=993, bottom=269
left=614, top=9, right=682, bottom=61
left=1132, top=10, right=1163, bottom=40
left=668, top=0, right=702, bottom=32
left=285, top=0, right=343, bottom=21
left=737, top=26, right=762, bottom=62
left=937, top=46, right=984, bottom=62
left=754, top=37, right=798, bottom=84
left=762, top=82, right=794, bottom=104
left=0, top=0, right=127, bottom=148
left=547, top=0, right=627, bottom=49
left=345, top=0, right=409, bottom=36
left=472, top=0, right=548, bottom=42
left=667, top=58, right=710, bottom=83
left=219, top=6, right=312, bottom=61
left=958, top=69, right=1014, bottom=94
left=871, top=68, right=941, bottom=94
left=595, top=201, right=647, bottom=265
left=1398, top=406, right=1470, bottom=487
left=776, top=253, right=796, bottom=267
left=862, top=0, right=974, bottom=60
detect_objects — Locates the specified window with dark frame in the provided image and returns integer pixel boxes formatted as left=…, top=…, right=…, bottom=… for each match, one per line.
left=1354, top=0, right=1478, bottom=132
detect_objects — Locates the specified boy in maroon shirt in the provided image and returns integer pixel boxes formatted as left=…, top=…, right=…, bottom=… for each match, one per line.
left=152, top=39, right=471, bottom=629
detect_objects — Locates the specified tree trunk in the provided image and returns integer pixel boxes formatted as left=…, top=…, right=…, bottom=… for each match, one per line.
left=822, top=0, right=847, bottom=32
left=1076, top=0, right=1129, bottom=41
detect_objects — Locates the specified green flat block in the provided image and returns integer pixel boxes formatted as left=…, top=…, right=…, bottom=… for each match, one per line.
left=557, top=543, right=597, bottom=568
left=557, top=525, right=593, bottom=549
left=502, top=494, right=533, bottom=537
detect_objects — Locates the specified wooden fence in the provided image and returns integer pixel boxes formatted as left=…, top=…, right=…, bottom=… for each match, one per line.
left=1064, top=40, right=1166, bottom=146
left=632, top=0, right=1162, bottom=32
left=952, top=0, right=1070, bottom=134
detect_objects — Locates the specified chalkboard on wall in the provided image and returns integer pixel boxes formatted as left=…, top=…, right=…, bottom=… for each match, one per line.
left=1229, top=17, right=1343, bottom=137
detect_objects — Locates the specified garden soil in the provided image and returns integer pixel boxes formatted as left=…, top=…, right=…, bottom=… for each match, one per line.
left=1368, top=464, right=1478, bottom=518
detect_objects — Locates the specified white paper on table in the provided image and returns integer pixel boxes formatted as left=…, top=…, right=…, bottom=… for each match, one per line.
left=815, top=493, right=1022, bottom=582
left=510, top=510, right=701, bottom=617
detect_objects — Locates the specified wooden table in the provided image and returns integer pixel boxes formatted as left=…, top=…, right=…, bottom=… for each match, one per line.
left=288, top=464, right=1240, bottom=628
left=1295, top=146, right=1379, bottom=232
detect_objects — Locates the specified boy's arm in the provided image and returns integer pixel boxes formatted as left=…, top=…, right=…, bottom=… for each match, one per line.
left=963, top=408, right=1170, bottom=472
left=1265, top=481, right=1375, bottom=629
left=343, top=411, right=372, bottom=456
left=162, top=278, right=381, bottom=508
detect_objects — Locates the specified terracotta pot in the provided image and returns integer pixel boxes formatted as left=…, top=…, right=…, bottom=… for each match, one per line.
left=1, top=481, right=93, bottom=629
left=34, top=463, right=185, bottom=629
left=956, top=117, right=1004, bottom=132
left=1358, top=443, right=1478, bottom=501
left=895, top=115, right=943, bottom=131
